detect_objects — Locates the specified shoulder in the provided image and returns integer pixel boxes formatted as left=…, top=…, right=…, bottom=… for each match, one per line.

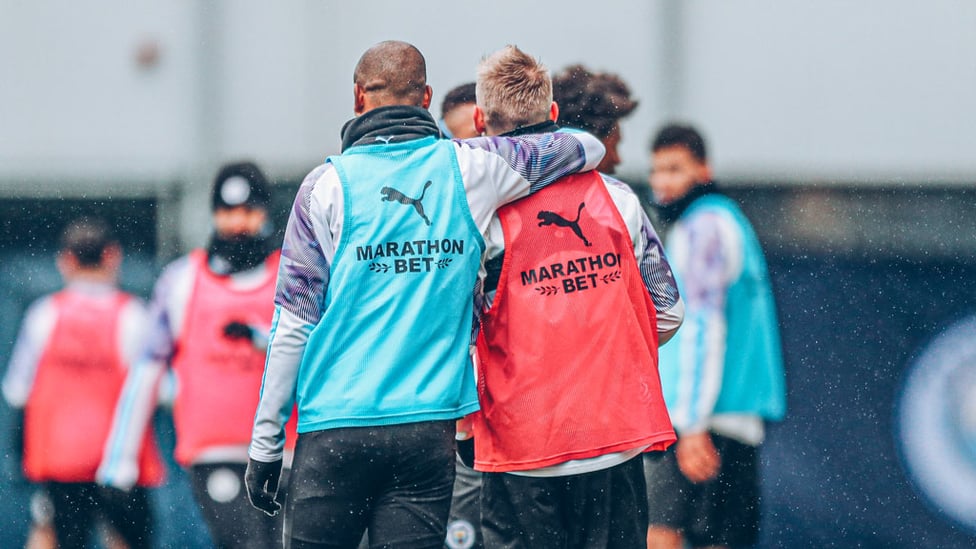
left=159, top=253, right=196, bottom=279
left=679, top=198, right=745, bottom=253
left=296, top=163, right=341, bottom=208
left=21, top=293, right=57, bottom=324
left=119, top=291, right=148, bottom=311
left=152, top=254, right=199, bottom=299
left=302, top=162, right=336, bottom=188
left=599, top=174, right=645, bottom=221
left=600, top=174, right=641, bottom=204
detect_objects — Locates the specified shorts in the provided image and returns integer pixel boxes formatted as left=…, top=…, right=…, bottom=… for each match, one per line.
left=644, top=433, right=760, bottom=547
left=286, top=420, right=456, bottom=549
left=445, top=455, right=483, bottom=549
left=45, top=481, right=153, bottom=549
left=480, top=455, right=647, bottom=549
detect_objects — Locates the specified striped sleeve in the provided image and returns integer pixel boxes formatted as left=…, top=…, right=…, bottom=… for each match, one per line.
left=274, top=164, right=335, bottom=325
left=602, top=176, right=683, bottom=341
left=666, top=209, right=743, bottom=433
left=251, top=164, right=337, bottom=462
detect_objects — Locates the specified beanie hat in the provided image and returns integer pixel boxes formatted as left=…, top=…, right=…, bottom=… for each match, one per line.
left=211, top=161, right=272, bottom=211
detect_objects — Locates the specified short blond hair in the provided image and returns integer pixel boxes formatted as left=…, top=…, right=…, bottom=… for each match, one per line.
left=476, top=46, right=552, bottom=134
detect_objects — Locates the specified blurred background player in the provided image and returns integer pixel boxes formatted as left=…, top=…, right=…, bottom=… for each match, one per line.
left=439, top=82, right=479, bottom=139
left=552, top=64, right=638, bottom=176
left=3, top=217, right=164, bottom=549
left=469, top=45, right=683, bottom=548
left=98, top=162, right=292, bottom=549
left=644, top=123, right=786, bottom=549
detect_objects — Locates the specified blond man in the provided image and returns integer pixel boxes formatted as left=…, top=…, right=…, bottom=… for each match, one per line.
left=466, top=46, right=684, bottom=548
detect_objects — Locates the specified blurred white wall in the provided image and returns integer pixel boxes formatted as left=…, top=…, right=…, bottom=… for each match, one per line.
left=1, top=0, right=974, bottom=247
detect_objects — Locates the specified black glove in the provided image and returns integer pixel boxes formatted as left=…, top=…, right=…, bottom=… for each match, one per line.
left=245, top=458, right=282, bottom=517
left=223, top=321, right=253, bottom=341
left=456, top=437, right=475, bottom=469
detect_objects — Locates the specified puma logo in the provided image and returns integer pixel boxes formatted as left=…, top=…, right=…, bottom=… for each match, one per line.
left=380, top=181, right=433, bottom=225
left=374, top=135, right=394, bottom=144
left=538, top=202, right=591, bottom=246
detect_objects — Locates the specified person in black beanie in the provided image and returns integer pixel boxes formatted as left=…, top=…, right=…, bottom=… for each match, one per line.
left=98, top=161, right=296, bottom=549
left=207, top=161, right=274, bottom=275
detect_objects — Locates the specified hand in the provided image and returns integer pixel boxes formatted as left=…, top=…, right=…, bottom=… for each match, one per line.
left=96, top=458, right=139, bottom=492
left=223, top=321, right=253, bottom=341
left=455, top=415, right=474, bottom=441
left=675, top=432, right=721, bottom=483
left=245, top=458, right=283, bottom=516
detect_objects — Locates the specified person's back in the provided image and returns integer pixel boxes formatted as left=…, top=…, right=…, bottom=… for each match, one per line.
left=299, top=125, right=484, bottom=428
left=245, top=41, right=607, bottom=548
left=3, top=217, right=162, bottom=549
left=466, top=45, right=684, bottom=548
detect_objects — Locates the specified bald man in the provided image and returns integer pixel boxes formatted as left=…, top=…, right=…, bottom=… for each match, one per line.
left=245, top=41, right=606, bottom=548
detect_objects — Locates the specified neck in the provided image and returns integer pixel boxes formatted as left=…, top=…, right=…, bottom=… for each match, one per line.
left=66, top=269, right=116, bottom=285
left=497, top=120, right=560, bottom=137
left=655, top=181, right=720, bottom=224
left=340, top=105, right=439, bottom=151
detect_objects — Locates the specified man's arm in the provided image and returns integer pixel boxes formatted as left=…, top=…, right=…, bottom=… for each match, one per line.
left=667, top=209, right=742, bottom=434
left=455, top=130, right=605, bottom=232
left=2, top=297, right=55, bottom=409
left=248, top=164, right=335, bottom=463
left=2, top=297, right=55, bottom=480
left=98, top=261, right=187, bottom=490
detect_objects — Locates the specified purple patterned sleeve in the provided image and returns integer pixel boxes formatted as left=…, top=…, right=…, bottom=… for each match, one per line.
left=602, top=177, right=681, bottom=316
left=637, top=210, right=681, bottom=314
left=459, top=130, right=604, bottom=193
left=275, top=165, right=332, bottom=325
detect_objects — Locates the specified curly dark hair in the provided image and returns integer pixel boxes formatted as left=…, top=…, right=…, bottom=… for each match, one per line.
left=552, top=64, right=638, bottom=139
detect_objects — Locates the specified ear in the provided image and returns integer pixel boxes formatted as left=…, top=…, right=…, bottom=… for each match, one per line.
left=421, top=85, right=433, bottom=109
left=473, top=106, right=487, bottom=136
left=549, top=101, right=559, bottom=123
left=55, top=252, right=75, bottom=280
left=354, top=83, right=366, bottom=115
left=700, top=161, right=713, bottom=183
left=102, top=244, right=123, bottom=274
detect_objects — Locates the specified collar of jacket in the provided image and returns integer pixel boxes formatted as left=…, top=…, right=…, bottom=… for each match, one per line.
left=500, top=120, right=561, bottom=138
left=340, top=105, right=441, bottom=152
left=655, top=181, right=722, bottom=225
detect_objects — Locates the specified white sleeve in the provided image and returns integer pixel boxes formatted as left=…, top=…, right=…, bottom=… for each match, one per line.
left=249, top=307, right=310, bottom=462
left=455, top=130, right=606, bottom=235
left=667, top=209, right=743, bottom=433
left=2, top=297, right=57, bottom=408
left=118, top=298, right=149, bottom=367
left=98, top=260, right=191, bottom=489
